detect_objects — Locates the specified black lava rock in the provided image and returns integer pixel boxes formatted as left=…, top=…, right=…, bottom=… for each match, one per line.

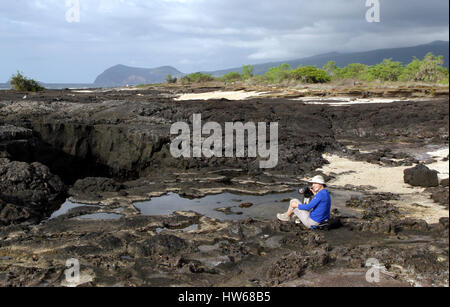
left=404, top=164, right=439, bottom=187
left=0, top=159, right=66, bottom=226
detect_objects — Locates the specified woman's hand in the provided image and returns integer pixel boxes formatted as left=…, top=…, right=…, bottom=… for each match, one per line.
left=290, top=201, right=299, bottom=209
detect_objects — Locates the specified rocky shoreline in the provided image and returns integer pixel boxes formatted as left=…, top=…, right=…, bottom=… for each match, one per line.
left=0, top=84, right=448, bottom=287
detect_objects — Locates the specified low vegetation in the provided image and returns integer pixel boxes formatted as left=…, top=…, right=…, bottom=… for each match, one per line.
left=9, top=72, right=45, bottom=92
left=399, top=53, right=449, bottom=83
left=241, top=65, right=254, bottom=80
left=180, top=72, right=215, bottom=84
left=219, top=71, right=242, bottom=82
left=164, top=53, right=448, bottom=86
left=265, top=64, right=292, bottom=83
left=326, top=53, right=449, bottom=83
left=165, top=74, right=178, bottom=84
left=292, top=66, right=331, bottom=83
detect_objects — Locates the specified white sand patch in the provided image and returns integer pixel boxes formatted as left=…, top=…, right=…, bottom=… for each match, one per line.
left=293, top=97, right=429, bottom=106
left=71, top=90, right=95, bottom=93
left=427, top=147, right=449, bottom=159
left=426, top=147, right=449, bottom=182
left=391, top=194, right=448, bottom=224
left=175, top=91, right=264, bottom=101
left=118, top=87, right=139, bottom=91
left=318, top=154, right=423, bottom=194
left=316, top=154, right=448, bottom=224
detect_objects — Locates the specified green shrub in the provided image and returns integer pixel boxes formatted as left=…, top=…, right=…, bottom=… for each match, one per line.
left=334, top=63, right=370, bottom=80
left=438, top=77, right=449, bottom=85
left=265, top=64, right=292, bottom=83
left=181, top=72, right=215, bottom=84
left=293, top=66, right=331, bottom=83
left=165, top=74, right=178, bottom=84
left=399, top=53, right=447, bottom=83
left=399, top=58, right=421, bottom=82
left=367, top=59, right=404, bottom=82
left=323, top=61, right=338, bottom=77
left=9, top=72, right=45, bottom=92
left=437, top=67, right=449, bottom=84
left=220, top=71, right=242, bottom=82
left=242, top=65, right=254, bottom=80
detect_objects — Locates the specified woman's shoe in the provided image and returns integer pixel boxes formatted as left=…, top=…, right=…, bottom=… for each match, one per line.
left=277, top=213, right=290, bottom=222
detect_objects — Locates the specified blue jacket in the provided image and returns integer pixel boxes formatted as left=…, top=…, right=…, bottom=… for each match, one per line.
left=298, top=189, right=331, bottom=223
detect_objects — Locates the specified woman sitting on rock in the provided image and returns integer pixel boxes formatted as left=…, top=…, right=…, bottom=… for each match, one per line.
left=277, top=176, right=331, bottom=229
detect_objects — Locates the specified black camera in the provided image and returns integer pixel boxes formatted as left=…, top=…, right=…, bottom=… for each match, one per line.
left=299, top=186, right=314, bottom=199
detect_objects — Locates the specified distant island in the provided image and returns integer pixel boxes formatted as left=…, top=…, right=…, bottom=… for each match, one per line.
left=94, top=65, right=185, bottom=87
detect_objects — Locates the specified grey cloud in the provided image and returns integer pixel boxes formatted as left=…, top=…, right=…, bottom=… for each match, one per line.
left=0, top=0, right=448, bottom=83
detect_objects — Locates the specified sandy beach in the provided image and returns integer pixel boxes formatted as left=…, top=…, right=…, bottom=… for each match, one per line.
left=317, top=147, right=449, bottom=224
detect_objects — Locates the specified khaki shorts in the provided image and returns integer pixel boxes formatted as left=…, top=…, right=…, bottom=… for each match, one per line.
left=291, top=199, right=319, bottom=229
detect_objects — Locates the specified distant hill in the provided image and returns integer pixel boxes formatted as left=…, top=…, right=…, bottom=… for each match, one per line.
left=207, top=41, right=449, bottom=77
left=94, top=64, right=184, bottom=86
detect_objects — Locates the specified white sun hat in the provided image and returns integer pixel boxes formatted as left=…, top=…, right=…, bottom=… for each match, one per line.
left=309, top=175, right=326, bottom=185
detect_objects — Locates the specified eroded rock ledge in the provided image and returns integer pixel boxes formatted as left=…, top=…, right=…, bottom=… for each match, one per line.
left=0, top=195, right=447, bottom=287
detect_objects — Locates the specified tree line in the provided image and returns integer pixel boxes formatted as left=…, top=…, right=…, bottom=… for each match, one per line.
left=173, top=53, right=449, bottom=85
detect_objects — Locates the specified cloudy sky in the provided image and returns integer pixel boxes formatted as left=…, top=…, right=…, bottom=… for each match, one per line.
left=0, top=0, right=448, bottom=83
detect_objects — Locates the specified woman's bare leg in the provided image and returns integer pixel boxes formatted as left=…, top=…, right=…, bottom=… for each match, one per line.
left=286, top=200, right=298, bottom=217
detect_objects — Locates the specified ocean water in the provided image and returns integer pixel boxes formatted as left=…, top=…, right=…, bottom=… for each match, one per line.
left=0, top=83, right=95, bottom=90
